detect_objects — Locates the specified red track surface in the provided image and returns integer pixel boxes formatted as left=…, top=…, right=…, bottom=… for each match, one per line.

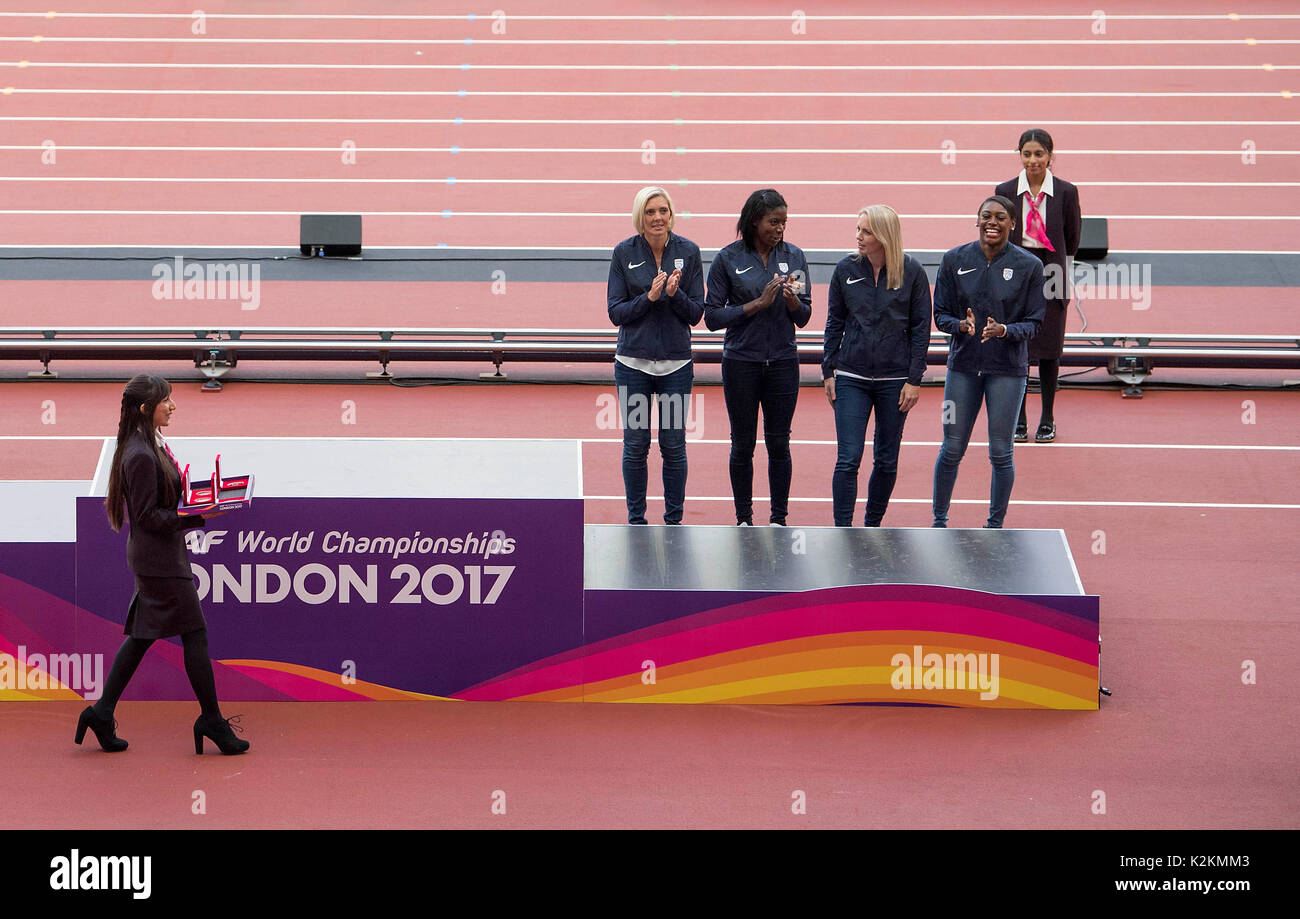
left=0, top=379, right=1298, bottom=829
left=1, top=2, right=1297, bottom=832
left=2, top=1, right=1297, bottom=249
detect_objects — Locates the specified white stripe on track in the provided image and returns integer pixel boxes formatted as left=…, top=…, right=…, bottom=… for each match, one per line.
left=1, top=210, right=1296, bottom=222
left=2, top=116, right=1295, bottom=127
left=581, top=495, right=1300, bottom=510
left=6, top=436, right=1298, bottom=452
left=4, top=177, right=1298, bottom=189
left=3, top=61, right=1298, bottom=71
left=3, top=36, right=1300, bottom=45
left=3, top=88, right=1293, bottom=99
left=2, top=146, right=1298, bottom=158
left=2, top=12, right=1299, bottom=21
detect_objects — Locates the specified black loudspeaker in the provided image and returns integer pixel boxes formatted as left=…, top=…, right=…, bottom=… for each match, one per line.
left=1076, top=217, right=1108, bottom=261
left=300, top=214, right=362, bottom=256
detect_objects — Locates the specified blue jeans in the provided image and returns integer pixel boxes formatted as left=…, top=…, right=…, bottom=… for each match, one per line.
left=831, top=376, right=908, bottom=527
left=614, top=360, right=693, bottom=525
left=932, top=370, right=1027, bottom=528
left=722, top=357, right=800, bottom=524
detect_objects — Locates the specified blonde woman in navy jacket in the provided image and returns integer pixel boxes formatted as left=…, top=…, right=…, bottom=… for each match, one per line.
left=607, top=186, right=705, bottom=524
left=995, top=128, right=1081, bottom=443
left=822, top=205, right=932, bottom=526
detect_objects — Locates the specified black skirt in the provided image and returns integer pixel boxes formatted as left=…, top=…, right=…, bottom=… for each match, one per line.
left=124, top=575, right=207, bottom=639
left=1024, top=246, right=1069, bottom=363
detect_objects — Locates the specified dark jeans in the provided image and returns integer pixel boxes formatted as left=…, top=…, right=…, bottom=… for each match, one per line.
left=932, top=369, right=1027, bottom=528
left=831, top=376, right=908, bottom=526
left=614, top=359, right=693, bottom=525
left=722, top=357, right=800, bottom=524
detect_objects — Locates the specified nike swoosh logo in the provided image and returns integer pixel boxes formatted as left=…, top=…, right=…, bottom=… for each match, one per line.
left=628, top=261, right=645, bottom=269
left=845, top=277, right=865, bottom=285
left=957, top=268, right=978, bottom=276
left=734, top=266, right=753, bottom=275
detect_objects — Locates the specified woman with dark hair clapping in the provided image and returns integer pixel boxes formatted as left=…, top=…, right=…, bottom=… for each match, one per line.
left=76, top=375, right=249, bottom=755
left=931, top=196, right=1046, bottom=529
left=705, top=189, right=812, bottom=526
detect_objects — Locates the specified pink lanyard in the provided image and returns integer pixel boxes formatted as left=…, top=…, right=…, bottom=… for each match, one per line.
left=1023, top=191, right=1056, bottom=252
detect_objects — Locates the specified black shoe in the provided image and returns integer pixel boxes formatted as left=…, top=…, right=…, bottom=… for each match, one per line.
left=1035, top=422, right=1057, bottom=443
left=75, top=705, right=128, bottom=752
left=194, top=714, right=250, bottom=755
left=1014, top=423, right=1029, bottom=443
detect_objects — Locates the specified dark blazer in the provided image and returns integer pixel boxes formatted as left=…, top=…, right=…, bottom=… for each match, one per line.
left=122, top=435, right=205, bottom=578
left=995, top=174, right=1081, bottom=302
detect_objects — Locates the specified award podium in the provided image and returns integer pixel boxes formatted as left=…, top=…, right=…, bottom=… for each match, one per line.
left=0, top=437, right=1104, bottom=709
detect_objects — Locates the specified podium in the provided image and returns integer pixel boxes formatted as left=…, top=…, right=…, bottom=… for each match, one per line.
left=1, top=438, right=1098, bottom=709
left=456, top=526, right=1100, bottom=709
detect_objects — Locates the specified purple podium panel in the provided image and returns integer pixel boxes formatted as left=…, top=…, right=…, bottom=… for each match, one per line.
left=73, top=496, right=584, bottom=700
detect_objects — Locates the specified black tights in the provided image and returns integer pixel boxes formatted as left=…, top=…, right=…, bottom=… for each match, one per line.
left=93, top=629, right=221, bottom=720
left=1019, top=358, right=1060, bottom=429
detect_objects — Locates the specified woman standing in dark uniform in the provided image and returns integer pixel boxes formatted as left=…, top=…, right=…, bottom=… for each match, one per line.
left=75, top=375, right=249, bottom=755
left=995, top=128, right=1081, bottom=443
left=705, top=189, right=812, bottom=526
left=822, top=205, right=932, bottom=527
left=931, top=196, right=1046, bottom=529
left=607, top=186, right=705, bottom=525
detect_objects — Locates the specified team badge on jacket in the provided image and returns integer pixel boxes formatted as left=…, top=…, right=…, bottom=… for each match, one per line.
left=779, top=262, right=789, bottom=273
left=674, top=258, right=684, bottom=270
left=1003, top=268, right=1014, bottom=280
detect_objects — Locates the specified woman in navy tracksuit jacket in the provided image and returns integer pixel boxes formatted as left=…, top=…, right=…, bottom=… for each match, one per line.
left=705, top=188, right=812, bottom=526
left=931, top=195, right=1046, bottom=529
left=822, top=205, right=932, bottom=527
left=607, top=186, right=705, bottom=525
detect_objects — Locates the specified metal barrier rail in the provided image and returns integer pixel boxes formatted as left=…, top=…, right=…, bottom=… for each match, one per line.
left=3, top=328, right=1298, bottom=391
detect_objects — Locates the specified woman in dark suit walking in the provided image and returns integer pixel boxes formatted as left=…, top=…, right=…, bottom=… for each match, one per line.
left=995, top=128, right=1081, bottom=443
left=75, top=374, right=249, bottom=755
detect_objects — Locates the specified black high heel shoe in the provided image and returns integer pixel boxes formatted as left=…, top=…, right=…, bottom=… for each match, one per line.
left=193, top=714, right=250, bottom=755
left=75, top=705, right=128, bottom=752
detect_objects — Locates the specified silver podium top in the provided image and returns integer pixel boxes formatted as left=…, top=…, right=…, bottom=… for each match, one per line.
left=584, top=525, right=1085, bottom=595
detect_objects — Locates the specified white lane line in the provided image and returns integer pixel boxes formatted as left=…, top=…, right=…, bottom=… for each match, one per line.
left=582, top=495, right=1300, bottom=510
left=1, top=12, right=1299, bottom=20
left=3, top=210, right=1297, bottom=222
left=3, top=87, right=1293, bottom=98
left=4, top=177, right=1298, bottom=189
left=3, top=245, right=1297, bottom=254
left=3, top=61, right=1298, bottom=71
left=2, top=116, right=1295, bottom=127
left=3, top=146, right=1300, bottom=158
left=6, top=436, right=1298, bottom=452
left=3, top=36, right=1300, bottom=45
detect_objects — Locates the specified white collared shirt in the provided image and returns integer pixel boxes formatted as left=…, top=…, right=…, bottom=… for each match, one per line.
left=1015, top=168, right=1055, bottom=249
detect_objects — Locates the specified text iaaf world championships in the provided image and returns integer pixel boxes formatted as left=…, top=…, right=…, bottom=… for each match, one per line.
left=186, top=528, right=516, bottom=561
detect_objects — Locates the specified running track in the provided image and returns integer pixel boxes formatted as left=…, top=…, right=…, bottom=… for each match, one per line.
left=0, top=3, right=1297, bottom=834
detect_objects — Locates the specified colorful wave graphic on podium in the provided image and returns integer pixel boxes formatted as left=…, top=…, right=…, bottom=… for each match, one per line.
left=455, top=585, right=1100, bottom=709
left=2, top=571, right=1098, bottom=709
